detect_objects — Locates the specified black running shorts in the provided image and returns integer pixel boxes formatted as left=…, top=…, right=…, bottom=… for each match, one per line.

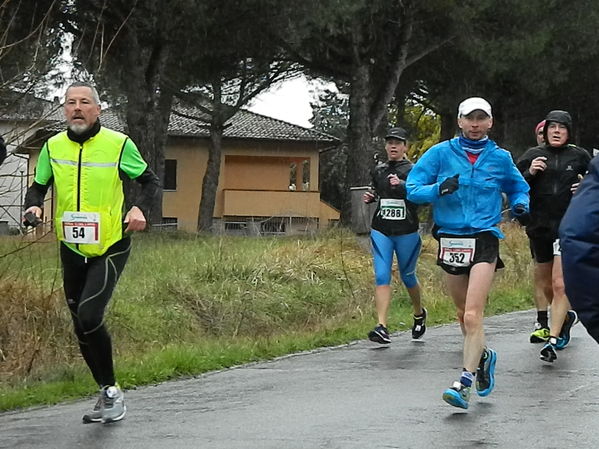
left=436, top=231, right=504, bottom=276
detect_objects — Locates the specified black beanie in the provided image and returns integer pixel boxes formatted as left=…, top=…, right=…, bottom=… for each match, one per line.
left=543, top=110, right=572, bottom=144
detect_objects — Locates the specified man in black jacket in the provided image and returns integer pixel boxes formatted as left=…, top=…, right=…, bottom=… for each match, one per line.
left=523, top=119, right=553, bottom=344
left=517, top=110, right=591, bottom=363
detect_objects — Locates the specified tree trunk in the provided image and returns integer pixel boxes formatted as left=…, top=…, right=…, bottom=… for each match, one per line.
left=121, top=37, right=172, bottom=226
left=342, top=62, right=374, bottom=224
left=440, top=111, right=455, bottom=142
left=198, top=80, right=225, bottom=233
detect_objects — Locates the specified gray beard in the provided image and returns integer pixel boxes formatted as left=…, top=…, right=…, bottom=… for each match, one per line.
left=68, top=122, right=90, bottom=134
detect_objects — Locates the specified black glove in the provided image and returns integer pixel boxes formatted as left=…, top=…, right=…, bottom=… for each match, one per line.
left=511, top=204, right=530, bottom=226
left=439, top=174, right=459, bottom=196
left=512, top=204, right=527, bottom=216
left=23, top=211, right=42, bottom=228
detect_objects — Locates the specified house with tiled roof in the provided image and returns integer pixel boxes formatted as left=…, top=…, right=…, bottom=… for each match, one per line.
left=0, top=93, right=62, bottom=231
left=12, top=102, right=340, bottom=235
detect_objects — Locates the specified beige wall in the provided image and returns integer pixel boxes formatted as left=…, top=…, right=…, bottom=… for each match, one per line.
left=20, top=134, right=337, bottom=234
left=162, top=139, right=208, bottom=232
left=165, top=138, right=329, bottom=232
left=223, top=190, right=322, bottom=217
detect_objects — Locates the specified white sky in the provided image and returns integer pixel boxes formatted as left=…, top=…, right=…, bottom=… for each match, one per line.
left=248, top=75, right=336, bottom=128
left=54, top=57, right=329, bottom=130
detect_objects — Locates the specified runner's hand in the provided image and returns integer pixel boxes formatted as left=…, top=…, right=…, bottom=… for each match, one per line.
left=571, top=173, right=584, bottom=194
left=512, top=204, right=528, bottom=215
left=124, top=206, right=147, bottom=232
left=512, top=203, right=530, bottom=226
left=439, top=174, right=459, bottom=196
left=387, top=174, right=401, bottom=186
left=529, top=156, right=547, bottom=175
left=23, top=206, right=42, bottom=227
left=363, top=191, right=376, bottom=203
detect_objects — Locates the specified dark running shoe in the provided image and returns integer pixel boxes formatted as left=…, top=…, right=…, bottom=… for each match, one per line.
left=411, top=307, right=427, bottom=340
left=556, top=310, right=578, bottom=350
left=368, top=324, right=391, bottom=344
left=476, top=348, right=497, bottom=397
left=540, top=338, right=558, bottom=363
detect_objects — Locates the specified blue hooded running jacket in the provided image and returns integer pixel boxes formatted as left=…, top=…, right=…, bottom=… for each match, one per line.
left=406, top=137, right=529, bottom=239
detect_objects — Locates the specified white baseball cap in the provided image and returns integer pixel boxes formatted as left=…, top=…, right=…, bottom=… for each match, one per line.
left=458, top=97, right=492, bottom=118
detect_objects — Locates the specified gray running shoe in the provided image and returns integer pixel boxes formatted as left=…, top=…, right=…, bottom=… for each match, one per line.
left=82, top=394, right=102, bottom=423
left=101, top=384, right=126, bottom=423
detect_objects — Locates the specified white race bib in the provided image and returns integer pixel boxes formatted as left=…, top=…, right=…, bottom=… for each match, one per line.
left=379, top=198, right=406, bottom=220
left=440, top=238, right=476, bottom=267
left=62, top=211, right=100, bottom=244
left=553, top=238, right=561, bottom=256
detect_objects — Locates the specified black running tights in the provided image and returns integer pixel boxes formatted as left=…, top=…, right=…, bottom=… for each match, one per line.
left=60, top=237, right=131, bottom=387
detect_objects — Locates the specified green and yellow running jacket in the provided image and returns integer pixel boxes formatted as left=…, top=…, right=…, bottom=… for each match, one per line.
left=34, top=127, right=148, bottom=257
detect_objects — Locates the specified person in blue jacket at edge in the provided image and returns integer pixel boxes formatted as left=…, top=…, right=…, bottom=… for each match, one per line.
left=560, top=155, right=599, bottom=345
left=406, top=97, right=530, bottom=410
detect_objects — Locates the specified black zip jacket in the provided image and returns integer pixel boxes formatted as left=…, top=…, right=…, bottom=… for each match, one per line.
left=369, top=159, right=419, bottom=236
left=517, top=144, right=591, bottom=239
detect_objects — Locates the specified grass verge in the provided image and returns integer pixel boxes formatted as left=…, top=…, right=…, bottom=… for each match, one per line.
left=0, top=223, right=534, bottom=411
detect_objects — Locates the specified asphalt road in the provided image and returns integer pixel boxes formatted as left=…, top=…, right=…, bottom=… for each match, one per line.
left=1, top=310, right=598, bottom=449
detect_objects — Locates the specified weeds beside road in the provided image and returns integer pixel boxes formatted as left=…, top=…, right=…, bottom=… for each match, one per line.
left=0, top=223, right=533, bottom=410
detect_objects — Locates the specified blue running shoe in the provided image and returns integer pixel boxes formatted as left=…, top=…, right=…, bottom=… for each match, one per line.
left=476, top=348, right=497, bottom=397
left=443, top=381, right=470, bottom=409
left=555, top=336, right=568, bottom=350
left=556, top=310, right=578, bottom=350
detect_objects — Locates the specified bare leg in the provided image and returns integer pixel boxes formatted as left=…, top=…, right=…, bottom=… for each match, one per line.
left=374, top=285, right=392, bottom=327
left=407, top=284, right=423, bottom=316
left=534, top=261, right=554, bottom=312
left=445, top=273, right=469, bottom=337
left=549, top=256, right=571, bottom=337
left=461, top=262, right=496, bottom=372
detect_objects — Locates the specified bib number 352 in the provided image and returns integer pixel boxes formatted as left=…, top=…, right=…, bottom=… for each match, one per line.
left=440, top=238, right=476, bottom=267
left=62, top=211, right=100, bottom=244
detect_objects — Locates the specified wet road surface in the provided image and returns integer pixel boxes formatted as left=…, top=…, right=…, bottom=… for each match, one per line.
left=1, top=310, right=598, bottom=449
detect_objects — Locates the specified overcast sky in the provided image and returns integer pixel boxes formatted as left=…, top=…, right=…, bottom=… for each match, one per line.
left=248, top=75, right=336, bottom=129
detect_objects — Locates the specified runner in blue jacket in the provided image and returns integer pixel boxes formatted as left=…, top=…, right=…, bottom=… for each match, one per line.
left=560, top=155, right=599, bottom=344
left=406, top=97, right=529, bottom=411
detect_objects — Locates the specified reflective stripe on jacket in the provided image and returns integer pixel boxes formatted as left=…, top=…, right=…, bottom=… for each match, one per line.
left=47, top=128, right=128, bottom=257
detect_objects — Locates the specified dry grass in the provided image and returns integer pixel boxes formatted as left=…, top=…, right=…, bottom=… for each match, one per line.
left=0, top=224, right=534, bottom=388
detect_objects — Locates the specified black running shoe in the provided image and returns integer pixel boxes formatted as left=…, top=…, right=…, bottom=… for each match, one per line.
left=368, top=324, right=391, bottom=344
left=540, top=338, right=558, bottom=363
left=411, top=307, right=427, bottom=339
